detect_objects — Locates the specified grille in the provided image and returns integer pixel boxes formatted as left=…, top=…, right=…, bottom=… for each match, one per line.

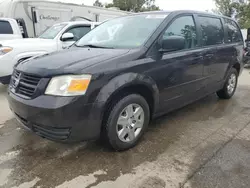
left=11, top=70, right=41, bottom=98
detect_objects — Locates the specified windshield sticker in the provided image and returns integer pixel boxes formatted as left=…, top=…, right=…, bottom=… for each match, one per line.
left=146, top=15, right=168, bottom=19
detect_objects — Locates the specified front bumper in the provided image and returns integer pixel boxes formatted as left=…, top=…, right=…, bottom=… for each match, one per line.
left=8, top=91, right=105, bottom=142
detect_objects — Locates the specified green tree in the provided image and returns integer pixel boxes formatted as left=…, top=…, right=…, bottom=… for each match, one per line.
left=214, top=0, right=236, bottom=17
left=93, top=0, right=103, bottom=7
left=105, top=0, right=160, bottom=12
left=214, top=0, right=250, bottom=28
left=105, top=3, right=114, bottom=8
left=140, top=5, right=160, bottom=12
left=235, top=1, right=250, bottom=28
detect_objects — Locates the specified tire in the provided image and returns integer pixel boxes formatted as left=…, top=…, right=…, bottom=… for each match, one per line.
left=217, top=68, right=238, bottom=99
left=104, top=94, right=150, bottom=151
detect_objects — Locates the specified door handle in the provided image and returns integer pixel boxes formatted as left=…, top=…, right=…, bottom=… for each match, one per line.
left=205, top=54, right=214, bottom=58
left=190, top=56, right=203, bottom=65
left=193, top=56, right=203, bottom=61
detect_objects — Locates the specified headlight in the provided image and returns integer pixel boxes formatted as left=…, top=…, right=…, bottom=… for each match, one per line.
left=45, top=74, right=92, bottom=96
left=0, top=46, right=13, bottom=56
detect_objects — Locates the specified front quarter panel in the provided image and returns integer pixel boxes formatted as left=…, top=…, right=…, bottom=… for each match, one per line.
left=93, top=72, right=160, bottom=113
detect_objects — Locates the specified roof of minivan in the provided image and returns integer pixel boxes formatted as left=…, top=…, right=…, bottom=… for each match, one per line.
left=132, top=10, right=233, bottom=20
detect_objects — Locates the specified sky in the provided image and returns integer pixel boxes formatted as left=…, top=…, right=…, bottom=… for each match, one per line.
left=65, top=0, right=216, bottom=11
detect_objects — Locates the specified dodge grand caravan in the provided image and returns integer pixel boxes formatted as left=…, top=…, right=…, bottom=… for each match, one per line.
left=8, top=11, right=244, bottom=150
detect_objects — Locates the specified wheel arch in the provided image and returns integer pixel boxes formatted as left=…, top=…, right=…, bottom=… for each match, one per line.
left=232, top=62, right=241, bottom=75
left=95, top=73, right=160, bottom=121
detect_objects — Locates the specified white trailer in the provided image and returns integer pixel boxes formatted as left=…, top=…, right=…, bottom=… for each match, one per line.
left=0, top=0, right=129, bottom=37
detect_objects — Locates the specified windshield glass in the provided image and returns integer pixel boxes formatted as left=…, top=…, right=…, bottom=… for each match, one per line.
left=75, top=14, right=168, bottom=49
left=39, top=23, right=67, bottom=39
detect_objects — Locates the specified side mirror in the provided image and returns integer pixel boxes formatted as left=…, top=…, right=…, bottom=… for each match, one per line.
left=160, top=36, right=185, bottom=52
left=61, top=33, right=74, bottom=41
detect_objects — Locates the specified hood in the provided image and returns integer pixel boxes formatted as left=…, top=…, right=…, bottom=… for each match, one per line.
left=0, top=38, right=56, bottom=48
left=17, top=47, right=130, bottom=76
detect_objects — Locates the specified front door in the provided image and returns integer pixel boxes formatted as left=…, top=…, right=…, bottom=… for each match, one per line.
left=149, top=15, right=205, bottom=112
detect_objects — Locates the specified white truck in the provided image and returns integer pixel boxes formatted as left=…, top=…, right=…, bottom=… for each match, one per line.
left=0, top=0, right=129, bottom=38
left=0, top=18, right=23, bottom=40
left=0, top=21, right=99, bottom=84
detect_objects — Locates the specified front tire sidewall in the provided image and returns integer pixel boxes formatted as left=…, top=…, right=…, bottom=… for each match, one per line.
left=106, top=94, right=150, bottom=151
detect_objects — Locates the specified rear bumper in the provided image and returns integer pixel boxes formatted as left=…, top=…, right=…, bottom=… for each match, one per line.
left=8, top=91, right=105, bottom=142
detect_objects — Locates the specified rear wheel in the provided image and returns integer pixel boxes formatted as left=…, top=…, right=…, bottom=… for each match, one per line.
left=104, top=94, right=150, bottom=151
left=217, top=68, right=238, bottom=99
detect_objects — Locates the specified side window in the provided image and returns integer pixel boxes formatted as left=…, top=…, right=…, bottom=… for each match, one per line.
left=198, top=16, right=224, bottom=46
left=224, top=18, right=242, bottom=43
left=0, top=21, right=13, bottom=34
left=162, top=16, right=198, bottom=49
left=65, top=26, right=91, bottom=41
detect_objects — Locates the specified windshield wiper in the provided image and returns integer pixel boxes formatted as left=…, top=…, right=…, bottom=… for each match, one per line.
left=75, top=44, right=114, bottom=49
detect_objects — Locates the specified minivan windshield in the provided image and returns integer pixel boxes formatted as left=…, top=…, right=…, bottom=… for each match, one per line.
left=39, top=23, right=67, bottom=39
left=75, top=14, right=168, bottom=49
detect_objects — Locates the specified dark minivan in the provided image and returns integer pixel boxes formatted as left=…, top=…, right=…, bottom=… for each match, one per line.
left=8, top=11, right=244, bottom=150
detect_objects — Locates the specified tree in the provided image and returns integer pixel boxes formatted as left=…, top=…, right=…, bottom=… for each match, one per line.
left=105, top=3, right=114, bottom=8
left=93, top=0, right=103, bottom=7
left=214, top=0, right=236, bottom=17
left=105, top=0, right=160, bottom=12
left=214, top=0, right=250, bottom=28
left=140, top=5, right=160, bottom=12
left=235, top=1, right=250, bottom=28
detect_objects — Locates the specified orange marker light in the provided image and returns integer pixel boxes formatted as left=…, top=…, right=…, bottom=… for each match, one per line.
left=68, top=79, right=90, bottom=92
left=2, top=48, right=12, bottom=53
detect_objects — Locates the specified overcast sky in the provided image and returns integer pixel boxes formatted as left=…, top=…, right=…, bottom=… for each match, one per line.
left=66, top=0, right=216, bottom=11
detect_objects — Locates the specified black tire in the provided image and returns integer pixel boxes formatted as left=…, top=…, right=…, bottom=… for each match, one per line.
left=104, top=94, right=150, bottom=151
left=217, top=68, right=238, bottom=99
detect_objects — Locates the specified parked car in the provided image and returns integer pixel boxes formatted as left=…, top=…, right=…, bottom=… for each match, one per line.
left=0, top=0, right=130, bottom=37
left=8, top=11, right=244, bottom=151
left=0, top=18, right=23, bottom=41
left=0, top=21, right=99, bottom=84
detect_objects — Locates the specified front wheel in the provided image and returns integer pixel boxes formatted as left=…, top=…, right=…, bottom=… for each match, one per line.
left=217, top=68, right=238, bottom=99
left=104, top=94, right=150, bottom=151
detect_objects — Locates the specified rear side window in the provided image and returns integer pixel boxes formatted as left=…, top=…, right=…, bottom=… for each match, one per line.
left=224, top=18, right=242, bottom=43
left=162, top=16, right=198, bottom=49
left=198, top=16, right=224, bottom=46
left=0, top=20, right=13, bottom=34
